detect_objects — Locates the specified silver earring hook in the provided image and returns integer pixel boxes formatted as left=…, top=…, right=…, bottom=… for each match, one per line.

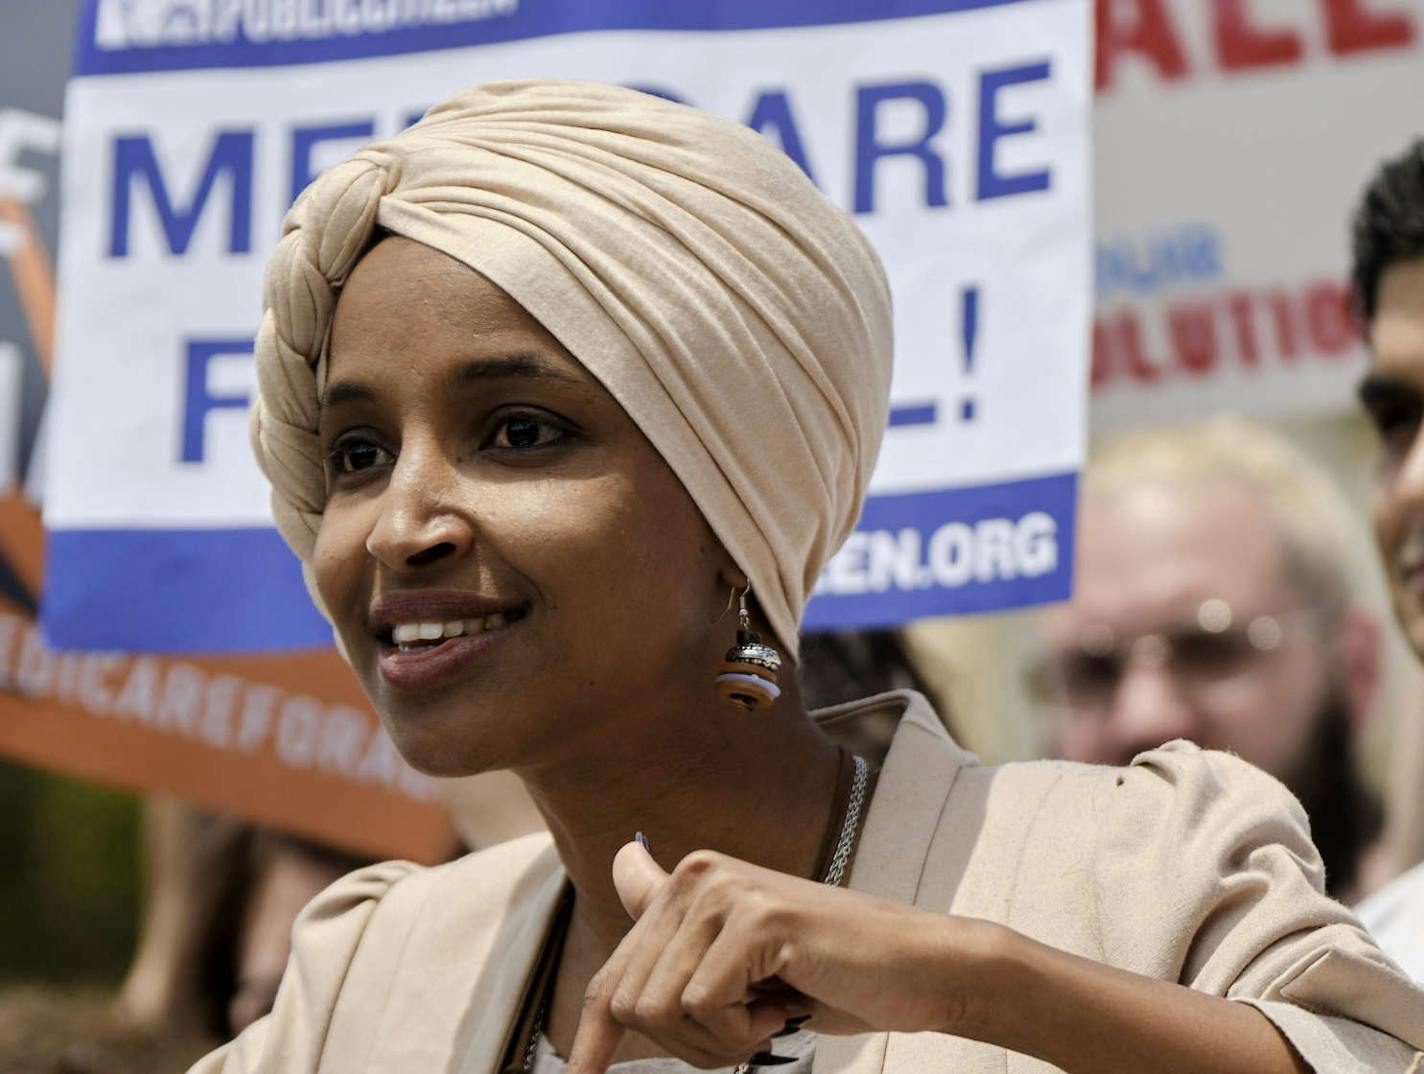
left=716, top=583, right=750, bottom=625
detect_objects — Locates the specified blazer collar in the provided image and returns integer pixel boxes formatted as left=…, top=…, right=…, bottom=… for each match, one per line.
left=453, top=844, right=568, bottom=1074
left=449, top=690, right=971, bottom=1074
left=813, top=691, right=976, bottom=1074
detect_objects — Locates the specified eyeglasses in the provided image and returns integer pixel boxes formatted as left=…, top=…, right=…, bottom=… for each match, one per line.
left=1033, top=599, right=1323, bottom=717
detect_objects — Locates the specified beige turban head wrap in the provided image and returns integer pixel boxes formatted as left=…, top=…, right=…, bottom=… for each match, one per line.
left=253, top=80, right=893, bottom=656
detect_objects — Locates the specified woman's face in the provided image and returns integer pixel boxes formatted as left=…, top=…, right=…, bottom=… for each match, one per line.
left=314, top=236, right=732, bottom=776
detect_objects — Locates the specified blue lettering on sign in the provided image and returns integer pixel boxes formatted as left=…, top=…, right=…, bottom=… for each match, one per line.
left=888, top=282, right=983, bottom=429
left=853, top=81, right=949, bottom=215
left=889, top=403, right=938, bottom=427
left=76, top=0, right=1042, bottom=78
left=803, top=471, right=1076, bottom=627
left=745, top=89, right=817, bottom=184
left=107, top=68, right=1063, bottom=261
left=1095, top=225, right=1224, bottom=301
left=109, top=130, right=254, bottom=257
left=182, top=338, right=255, bottom=463
left=976, top=60, right=1052, bottom=201
left=290, top=120, right=375, bottom=205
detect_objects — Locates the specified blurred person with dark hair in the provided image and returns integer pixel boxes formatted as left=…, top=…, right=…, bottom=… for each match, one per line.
left=1036, top=416, right=1385, bottom=901
left=798, top=631, right=930, bottom=710
left=1353, top=138, right=1424, bottom=980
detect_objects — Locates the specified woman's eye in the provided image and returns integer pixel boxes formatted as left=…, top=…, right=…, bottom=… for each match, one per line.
left=330, top=438, right=393, bottom=474
left=492, top=416, right=566, bottom=450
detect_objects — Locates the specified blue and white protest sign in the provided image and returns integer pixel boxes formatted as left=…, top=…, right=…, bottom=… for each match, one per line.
left=44, top=0, right=1091, bottom=652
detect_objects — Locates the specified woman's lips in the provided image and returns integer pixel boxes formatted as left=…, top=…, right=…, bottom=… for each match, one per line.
left=377, top=617, right=520, bottom=691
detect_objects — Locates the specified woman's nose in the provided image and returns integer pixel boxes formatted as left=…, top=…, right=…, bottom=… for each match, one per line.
left=363, top=453, right=475, bottom=572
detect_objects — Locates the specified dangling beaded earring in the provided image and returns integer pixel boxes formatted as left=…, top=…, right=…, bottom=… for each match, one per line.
left=715, top=587, right=782, bottom=712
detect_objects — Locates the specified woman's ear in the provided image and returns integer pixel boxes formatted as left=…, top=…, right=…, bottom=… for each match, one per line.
left=717, top=563, right=750, bottom=592
left=709, top=530, right=749, bottom=594
left=714, top=564, right=780, bottom=642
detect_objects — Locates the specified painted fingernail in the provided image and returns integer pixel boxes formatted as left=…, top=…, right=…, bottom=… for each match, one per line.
left=635, top=831, right=651, bottom=852
left=773, top=1015, right=812, bottom=1037
left=749, top=1053, right=797, bottom=1066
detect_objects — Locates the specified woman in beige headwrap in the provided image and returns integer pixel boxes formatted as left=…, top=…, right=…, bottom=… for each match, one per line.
left=192, top=81, right=1424, bottom=1074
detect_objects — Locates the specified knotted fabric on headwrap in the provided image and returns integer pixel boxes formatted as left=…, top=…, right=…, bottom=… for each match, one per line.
left=253, top=80, right=893, bottom=656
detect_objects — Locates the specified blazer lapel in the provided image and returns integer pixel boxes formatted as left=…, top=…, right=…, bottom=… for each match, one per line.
left=813, top=693, right=974, bottom=1074
left=452, top=857, right=570, bottom=1074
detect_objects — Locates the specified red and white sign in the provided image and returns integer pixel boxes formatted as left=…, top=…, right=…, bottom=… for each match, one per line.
left=1090, top=0, right=1423, bottom=432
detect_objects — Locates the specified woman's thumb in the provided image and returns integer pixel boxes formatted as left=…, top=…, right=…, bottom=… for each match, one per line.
left=611, top=837, right=668, bottom=921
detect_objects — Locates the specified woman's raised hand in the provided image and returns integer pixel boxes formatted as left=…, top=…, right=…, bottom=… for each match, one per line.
left=565, top=840, right=993, bottom=1074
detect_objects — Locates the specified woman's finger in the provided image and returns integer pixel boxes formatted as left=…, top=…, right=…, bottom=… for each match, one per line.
left=681, top=913, right=793, bottom=1043
left=568, top=957, right=766, bottom=1074
left=612, top=839, right=670, bottom=921
left=628, top=900, right=727, bottom=1038
left=565, top=965, right=627, bottom=1074
left=567, top=876, right=676, bottom=1074
left=607, top=891, right=694, bottom=1036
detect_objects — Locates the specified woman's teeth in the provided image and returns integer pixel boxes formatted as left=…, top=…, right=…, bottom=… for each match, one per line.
left=391, top=613, right=512, bottom=651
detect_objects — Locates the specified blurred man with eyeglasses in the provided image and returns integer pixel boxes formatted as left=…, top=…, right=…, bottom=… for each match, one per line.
left=1352, top=138, right=1424, bottom=979
left=1037, top=415, right=1385, bottom=901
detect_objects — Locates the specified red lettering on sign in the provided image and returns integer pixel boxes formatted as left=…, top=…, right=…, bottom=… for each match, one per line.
left=1323, top=0, right=1417, bottom=55
left=1094, top=0, right=1418, bottom=92
left=1267, top=291, right=1301, bottom=360
left=1095, top=0, right=1190, bottom=90
left=1213, top=0, right=1304, bottom=70
left=1305, top=280, right=1355, bottom=354
left=1091, top=321, right=1113, bottom=387
left=1168, top=301, right=1219, bottom=374
left=1092, top=279, right=1365, bottom=392
left=1226, top=291, right=1260, bottom=367
left=1124, top=312, right=1166, bottom=382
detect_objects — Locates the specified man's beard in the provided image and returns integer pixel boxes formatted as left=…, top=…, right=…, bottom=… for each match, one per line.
left=1285, top=685, right=1383, bottom=900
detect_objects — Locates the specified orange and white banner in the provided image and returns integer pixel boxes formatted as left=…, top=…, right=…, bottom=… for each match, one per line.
left=0, top=100, right=453, bottom=862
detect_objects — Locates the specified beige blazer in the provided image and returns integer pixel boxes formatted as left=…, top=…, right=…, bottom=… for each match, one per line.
left=191, top=691, right=1424, bottom=1074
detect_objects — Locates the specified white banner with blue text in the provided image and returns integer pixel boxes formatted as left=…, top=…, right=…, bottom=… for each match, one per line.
left=43, top=0, right=1091, bottom=652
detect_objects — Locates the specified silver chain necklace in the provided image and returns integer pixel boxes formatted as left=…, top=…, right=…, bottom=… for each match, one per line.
left=523, top=753, right=870, bottom=1074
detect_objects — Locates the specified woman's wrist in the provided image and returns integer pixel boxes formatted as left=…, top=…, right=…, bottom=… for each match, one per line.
left=927, top=915, right=1079, bottom=1063
left=924, top=914, right=1024, bottom=1044
left=935, top=918, right=1130, bottom=1065
left=927, top=918, right=1312, bottom=1074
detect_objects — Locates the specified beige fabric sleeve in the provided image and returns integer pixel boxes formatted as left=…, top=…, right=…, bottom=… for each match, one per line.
left=1091, top=741, right=1424, bottom=1072
left=185, top=860, right=421, bottom=1074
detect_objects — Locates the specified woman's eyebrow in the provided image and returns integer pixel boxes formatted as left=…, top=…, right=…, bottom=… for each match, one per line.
left=319, top=354, right=588, bottom=411
left=320, top=380, right=376, bottom=409
left=454, top=353, right=587, bottom=388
